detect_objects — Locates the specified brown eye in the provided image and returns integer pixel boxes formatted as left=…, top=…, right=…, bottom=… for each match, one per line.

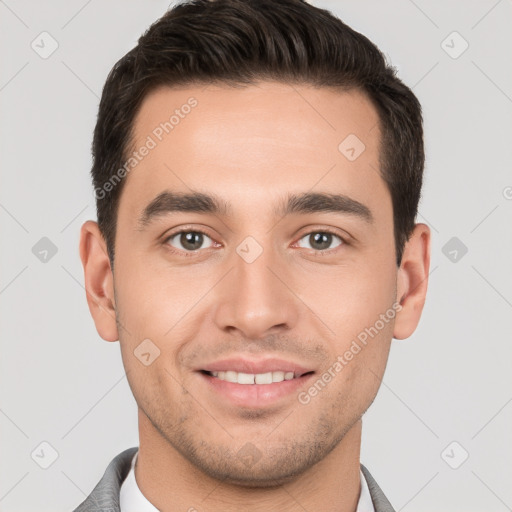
left=297, top=231, right=344, bottom=251
left=166, top=231, right=214, bottom=252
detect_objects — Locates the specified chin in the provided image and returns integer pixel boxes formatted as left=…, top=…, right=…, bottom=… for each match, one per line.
left=196, top=460, right=309, bottom=488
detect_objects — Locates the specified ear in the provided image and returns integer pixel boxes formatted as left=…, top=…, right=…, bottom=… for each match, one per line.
left=394, top=223, right=431, bottom=340
left=79, top=220, right=119, bottom=342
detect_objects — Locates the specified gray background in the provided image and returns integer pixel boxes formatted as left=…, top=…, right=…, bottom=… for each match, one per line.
left=1, top=0, right=511, bottom=510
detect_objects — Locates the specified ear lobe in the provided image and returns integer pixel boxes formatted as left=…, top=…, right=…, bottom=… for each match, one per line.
left=393, top=223, right=431, bottom=340
left=79, top=220, right=119, bottom=342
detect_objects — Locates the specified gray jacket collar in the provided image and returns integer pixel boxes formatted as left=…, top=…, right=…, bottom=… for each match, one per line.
left=73, top=447, right=395, bottom=512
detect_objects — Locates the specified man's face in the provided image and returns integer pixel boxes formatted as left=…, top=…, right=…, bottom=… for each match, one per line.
left=111, top=82, right=398, bottom=484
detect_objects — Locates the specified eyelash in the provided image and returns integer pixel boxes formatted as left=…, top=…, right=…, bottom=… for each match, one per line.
left=162, top=227, right=349, bottom=257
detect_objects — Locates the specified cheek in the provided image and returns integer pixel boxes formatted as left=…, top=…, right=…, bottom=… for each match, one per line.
left=113, top=254, right=192, bottom=339
left=297, top=256, right=397, bottom=336
left=297, top=252, right=397, bottom=397
left=304, top=316, right=394, bottom=418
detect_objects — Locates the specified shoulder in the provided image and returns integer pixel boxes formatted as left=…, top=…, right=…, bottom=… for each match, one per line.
left=360, top=463, right=396, bottom=512
left=71, top=446, right=139, bottom=512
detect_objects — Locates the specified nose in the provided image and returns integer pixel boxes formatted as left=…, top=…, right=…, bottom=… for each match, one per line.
left=212, top=238, right=300, bottom=340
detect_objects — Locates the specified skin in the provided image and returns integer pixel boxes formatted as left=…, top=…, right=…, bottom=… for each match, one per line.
left=79, top=82, right=430, bottom=512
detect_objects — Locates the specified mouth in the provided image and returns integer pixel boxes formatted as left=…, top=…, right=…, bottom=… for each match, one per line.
left=200, top=369, right=314, bottom=385
left=197, top=359, right=316, bottom=408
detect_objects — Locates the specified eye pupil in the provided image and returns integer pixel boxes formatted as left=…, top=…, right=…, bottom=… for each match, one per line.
left=180, top=232, right=203, bottom=250
left=310, top=232, right=332, bottom=250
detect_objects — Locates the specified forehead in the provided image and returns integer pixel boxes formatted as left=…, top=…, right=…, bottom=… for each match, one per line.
left=131, top=81, right=380, bottom=152
left=120, top=81, right=387, bottom=220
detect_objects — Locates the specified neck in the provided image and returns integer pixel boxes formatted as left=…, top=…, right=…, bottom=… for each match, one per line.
left=135, top=411, right=363, bottom=512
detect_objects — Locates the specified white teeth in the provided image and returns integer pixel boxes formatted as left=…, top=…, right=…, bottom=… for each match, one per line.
left=225, top=371, right=238, bottom=383
left=255, top=372, right=272, bottom=384
left=209, top=370, right=298, bottom=384
left=272, top=371, right=285, bottom=383
left=237, top=372, right=255, bottom=384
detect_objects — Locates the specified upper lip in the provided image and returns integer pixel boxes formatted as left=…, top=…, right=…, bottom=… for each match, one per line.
left=199, top=357, right=314, bottom=377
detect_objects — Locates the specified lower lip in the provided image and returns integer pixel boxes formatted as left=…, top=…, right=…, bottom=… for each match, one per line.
left=199, top=372, right=315, bottom=408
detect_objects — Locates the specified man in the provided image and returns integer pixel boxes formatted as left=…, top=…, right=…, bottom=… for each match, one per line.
left=75, top=0, right=430, bottom=510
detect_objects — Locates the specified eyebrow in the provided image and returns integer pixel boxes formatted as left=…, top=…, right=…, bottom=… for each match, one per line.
left=137, top=190, right=373, bottom=228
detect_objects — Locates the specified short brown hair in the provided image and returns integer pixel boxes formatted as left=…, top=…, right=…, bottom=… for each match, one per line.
left=91, top=0, right=424, bottom=267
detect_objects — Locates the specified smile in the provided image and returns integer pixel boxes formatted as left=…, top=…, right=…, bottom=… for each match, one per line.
left=206, top=370, right=298, bottom=385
